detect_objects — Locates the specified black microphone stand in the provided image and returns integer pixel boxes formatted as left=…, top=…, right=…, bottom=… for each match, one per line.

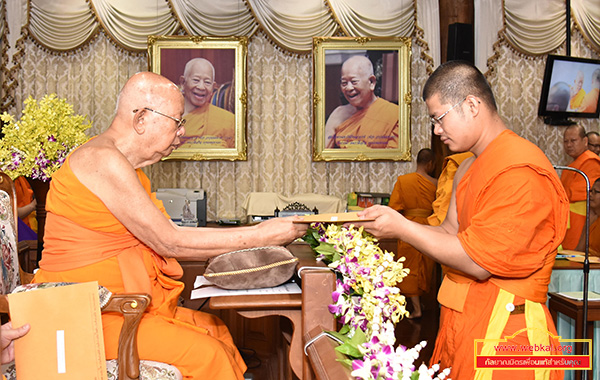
left=554, top=165, right=590, bottom=378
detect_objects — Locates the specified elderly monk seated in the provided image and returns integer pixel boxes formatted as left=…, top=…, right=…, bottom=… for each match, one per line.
left=33, top=72, right=307, bottom=380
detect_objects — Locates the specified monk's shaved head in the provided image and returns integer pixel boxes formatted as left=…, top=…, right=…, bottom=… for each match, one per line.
left=117, top=72, right=183, bottom=118
left=565, top=124, right=586, bottom=139
left=182, top=58, right=215, bottom=81
left=416, top=148, right=435, bottom=164
left=341, top=55, right=374, bottom=77
left=423, top=60, right=497, bottom=111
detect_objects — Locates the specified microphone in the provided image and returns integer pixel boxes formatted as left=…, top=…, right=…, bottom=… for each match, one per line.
left=553, top=165, right=591, bottom=363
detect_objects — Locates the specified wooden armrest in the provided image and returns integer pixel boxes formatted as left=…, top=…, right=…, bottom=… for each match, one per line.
left=103, top=293, right=151, bottom=380
left=304, top=326, right=353, bottom=380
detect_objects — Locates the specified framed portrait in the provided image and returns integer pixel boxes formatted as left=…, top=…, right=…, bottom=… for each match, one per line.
left=148, top=35, right=247, bottom=161
left=312, top=37, right=412, bottom=161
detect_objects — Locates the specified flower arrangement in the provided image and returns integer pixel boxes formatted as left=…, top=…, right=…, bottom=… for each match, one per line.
left=303, top=222, right=451, bottom=380
left=0, top=94, right=91, bottom=182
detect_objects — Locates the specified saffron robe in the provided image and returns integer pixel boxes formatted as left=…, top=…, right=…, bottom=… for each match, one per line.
left=560, top=150, right=600, bottom=249
left=427, top=152, right=473, bottom=227
left=180, top=104, right=235, bottom=149
left=33, top=157, right=246, bottom=379
left=430, top=130, right=569, bottom=380
left=569, top=88, right=585, bottom=110
left=579, top=87, right=599, bottom=113
left=388, top=172, right=436, bottom=296
left=329, top=98, right=398, bottom=149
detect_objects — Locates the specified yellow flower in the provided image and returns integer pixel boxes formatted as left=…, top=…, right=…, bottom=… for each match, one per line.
left=0, top=94, right=91, bottom=181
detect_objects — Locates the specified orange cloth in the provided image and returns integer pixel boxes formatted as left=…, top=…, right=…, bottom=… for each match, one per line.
left=180, top=104, right=235, bottom=149
left=560, top=150, right=600, bottom=249
left=427, top=152, right=474, bottom=227
left=33, top=157, right=246, bottom=379
left=388, top=172, right=436, bottom=296
left=569, top=88, right=585, bottom=110
left=431, top=130, right=568, bottom=380
left=579, top=87, right=599, bottom=113
left=13, top=176, right=37, bottom=230
left=329, top=98, right=398, bottom=149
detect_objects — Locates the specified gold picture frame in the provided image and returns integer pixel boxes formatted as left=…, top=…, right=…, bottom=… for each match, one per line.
left=148, top=35, right=247, bottom=161
left=312, top=37, right=412, bottom=161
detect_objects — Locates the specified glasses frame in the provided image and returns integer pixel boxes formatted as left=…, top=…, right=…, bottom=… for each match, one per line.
left=431, top=97, right=467, bottom=127
left=133, top=107, right=186, bottom=129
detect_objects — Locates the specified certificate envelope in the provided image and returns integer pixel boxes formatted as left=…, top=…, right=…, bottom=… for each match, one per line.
left=8, top=282, right=107, bottom=380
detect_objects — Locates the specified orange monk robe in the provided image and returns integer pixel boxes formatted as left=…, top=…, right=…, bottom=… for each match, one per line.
left=569, top=88, right=585, bottom=110
left=426, top=152, right=474, bottom=227
left=179, top=104, right=235, bottom=149
left=329, top=98, right=398, bottom=149
left=33, top=157, right=246, bottom=379
left=431, top=130, right=568, bottom=380
left=388, top=172, right=436, bottom=296
left=560, top=150, right=600, bottom=250
left=579, top=87, right=599, bottom=113
left=13, top=176, right=37, bottom=230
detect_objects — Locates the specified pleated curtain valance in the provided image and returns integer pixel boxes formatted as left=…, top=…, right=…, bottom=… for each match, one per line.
left=21, top=0, right=600, bottom=56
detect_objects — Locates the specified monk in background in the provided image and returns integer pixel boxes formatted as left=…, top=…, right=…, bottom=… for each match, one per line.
left=575, top=177, right=600, bottom=256
left=560, top=124, right=600, bottom=250
left=578, top=68, right=600, bottom=113
left=587, top=131, right=600, bottom=155
left=179, top=58, right=235, bottom=149
left=569, top=70, right=585, bottom=110
left=33, top=72, right=307, bottom=379
left=426, top=152, right=473, bottom=227
left=352, top=61, right=568, bottom=380
left=325, top=55, right=398, bottom=149
left=388, top=148, right=437, bottom=318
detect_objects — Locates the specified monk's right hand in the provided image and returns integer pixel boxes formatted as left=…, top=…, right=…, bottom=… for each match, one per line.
left=351, top=205, right=405, bottom=240
left=257, top=216, right=308, bottom=246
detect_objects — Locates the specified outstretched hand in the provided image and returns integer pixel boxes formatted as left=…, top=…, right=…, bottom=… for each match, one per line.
left=257, top=216, right=308, bottom=246
left=1, top=322, right=30, bottom=364
left=348, top=205, right=405, bottom=240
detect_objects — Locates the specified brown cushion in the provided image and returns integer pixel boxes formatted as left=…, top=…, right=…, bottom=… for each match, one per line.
left=204, top=246, right=299, bottom=289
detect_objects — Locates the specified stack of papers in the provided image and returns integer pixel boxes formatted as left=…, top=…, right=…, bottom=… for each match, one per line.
left=558, top=291, right=600, bottom=301
left=191, top=277, right=301, bottom=299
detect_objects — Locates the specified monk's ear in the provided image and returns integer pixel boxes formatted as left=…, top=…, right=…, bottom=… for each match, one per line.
left=368, top=75, right=376, bottom=90
left=132, top=109, right=146, bottom=135
left=179, top=76, right=186, bottom=89
left=466, top=95, right=481, bottom=117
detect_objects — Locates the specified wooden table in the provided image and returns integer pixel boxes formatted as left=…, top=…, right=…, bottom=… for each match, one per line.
left=207, top=242, right=336, bottom=380
left=549, top=258, right=600, bottom=380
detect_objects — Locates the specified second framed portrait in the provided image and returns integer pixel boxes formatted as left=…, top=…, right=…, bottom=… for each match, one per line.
left=148, top=35, right=248, bottom=160
left=312, top=37, right=412, bottom=161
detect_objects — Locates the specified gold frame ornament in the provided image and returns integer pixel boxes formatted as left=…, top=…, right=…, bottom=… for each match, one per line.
left=312, top=37, right=412, bottom=161
left=148, top=35, right=247, bottom=161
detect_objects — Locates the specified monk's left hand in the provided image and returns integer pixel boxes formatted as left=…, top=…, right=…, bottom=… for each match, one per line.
left=348, top=205, right=404, bottom=239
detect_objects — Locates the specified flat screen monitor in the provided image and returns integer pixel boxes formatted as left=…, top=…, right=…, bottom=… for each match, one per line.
left=538, top=54, right=600, bottom=125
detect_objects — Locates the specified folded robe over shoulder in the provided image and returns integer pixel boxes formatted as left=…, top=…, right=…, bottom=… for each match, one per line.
left=34, top=156, right=246, bottom=380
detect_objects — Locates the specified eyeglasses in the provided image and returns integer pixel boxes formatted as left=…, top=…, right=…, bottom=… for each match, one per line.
left=430, top=97, right=467, bottom=126
left=133, top=107, right=186, bottom=129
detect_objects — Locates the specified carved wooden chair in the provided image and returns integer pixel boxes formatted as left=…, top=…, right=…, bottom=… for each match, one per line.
left=0, top=172, right=182, bottom=380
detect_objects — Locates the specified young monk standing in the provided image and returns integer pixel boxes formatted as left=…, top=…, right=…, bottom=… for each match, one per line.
left=354, top=61, right=568, bottom=380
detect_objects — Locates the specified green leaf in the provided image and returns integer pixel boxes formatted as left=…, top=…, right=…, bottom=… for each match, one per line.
left=326, top=329, right=350, bottom=343
left=335, top=342, right=363, bottom=359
